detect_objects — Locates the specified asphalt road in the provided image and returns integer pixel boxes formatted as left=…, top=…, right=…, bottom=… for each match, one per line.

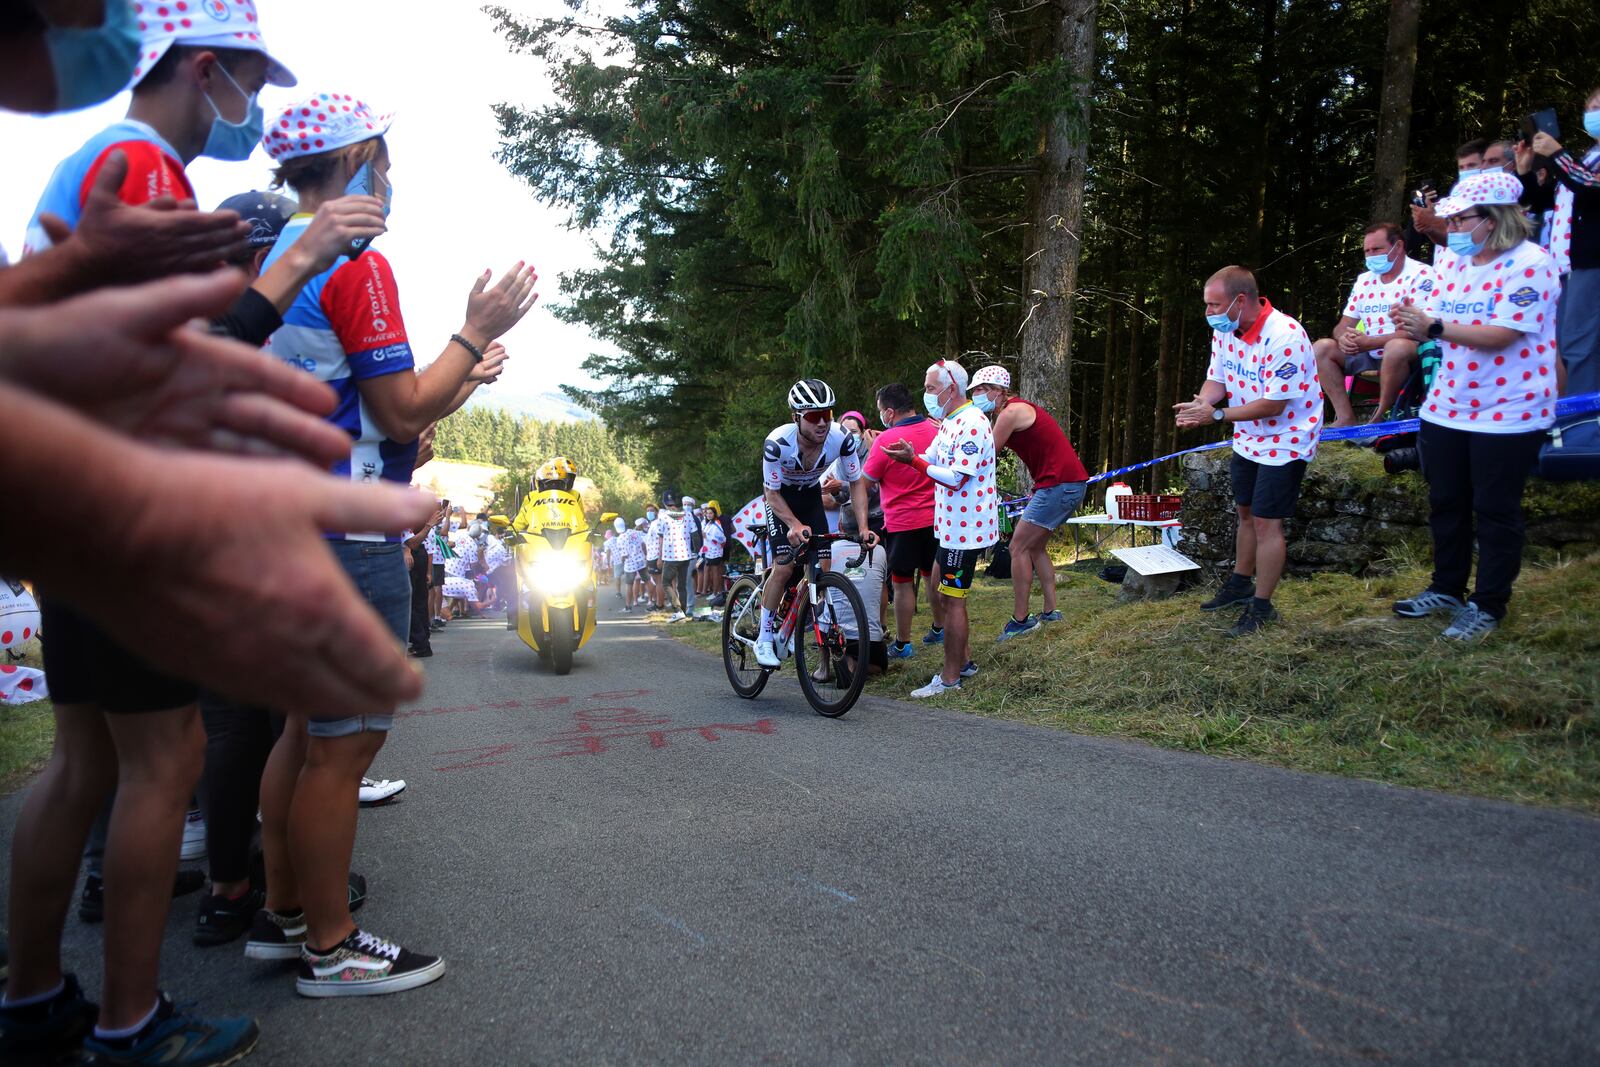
left=4, top=605, right=1600, bottom=1065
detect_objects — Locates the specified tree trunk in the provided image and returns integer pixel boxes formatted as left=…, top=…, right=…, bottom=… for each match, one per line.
left=1244, top=0, right=1277, bottom=266
left=1018, top=0, right=1098, bottom=419
left=1098, top=308, right=1118, bottom=471
left=1120, top=290, right=1144, bottom=471
left=1370, top=0, right=1421, bottom=223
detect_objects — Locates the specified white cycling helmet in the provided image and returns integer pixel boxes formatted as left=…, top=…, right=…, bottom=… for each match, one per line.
left=787, top=378, right=836, bottom=412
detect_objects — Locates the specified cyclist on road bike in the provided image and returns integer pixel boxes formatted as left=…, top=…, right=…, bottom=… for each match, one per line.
left=755, top=378, right=880, bottom=667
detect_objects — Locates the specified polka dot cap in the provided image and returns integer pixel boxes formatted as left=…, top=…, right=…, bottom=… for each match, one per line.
left=971, top=365, right=1011, bottom=390
left=126, top=0, right=296, bottom=90
left=263, top=93, right=394, bottom=162
left=1435, top=171, right=1524, bottom=219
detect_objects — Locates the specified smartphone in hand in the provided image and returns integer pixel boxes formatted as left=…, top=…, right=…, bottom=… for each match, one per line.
left=1521, top=108, right=1560, bottom=144
left=348, top=163, right=386, bottom=258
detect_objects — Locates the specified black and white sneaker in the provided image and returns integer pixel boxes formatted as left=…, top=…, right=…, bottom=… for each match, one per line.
left=243, top=908, right=306, bottom=960
left=194, top=887, right=264, bottom=948
left=296, top=929, right=445, bottom=998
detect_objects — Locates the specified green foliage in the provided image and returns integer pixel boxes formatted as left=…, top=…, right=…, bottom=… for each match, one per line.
left=433, top=406, right=659, bottom=518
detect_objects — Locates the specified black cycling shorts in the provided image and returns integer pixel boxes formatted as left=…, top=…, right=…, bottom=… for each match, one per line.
left=1230, top=454, right=1308, bottom=520
left=41, top=599, right=198, bottom=713
left=768, top=484, right=829, bottom=563
left=936, top=546, right=983, bottom=599
left=886, top=526, right=938, bottom=581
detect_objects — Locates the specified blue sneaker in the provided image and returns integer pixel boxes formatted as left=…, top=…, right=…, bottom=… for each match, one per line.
left=921, top=627, right=945, bottom=646
left=81, top=995, right=258, bottom=1066
left=1038, top=610, right=1064, bottom=623
left=998, top=616, right=1040, bottom=642
left=960, top=660, right=980, bottom=678
left=887, top=641, right=916, bottom=660
left=0, top=973, right=97, bottom=1064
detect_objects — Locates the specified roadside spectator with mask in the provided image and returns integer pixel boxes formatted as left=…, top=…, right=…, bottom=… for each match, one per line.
left=1174, top=266, right=1321, bottom=637
left=1390, top=172, right=1562, bottom=641
left=863, top=383, right=946, bottom=658
left=883, top=361, right=996, bottom=698
left=1314, top=223, right=1438, bottom=426
left=250, top=92, right=537, bottom=999
left=3, top=10, right=306, bottom=1061
left=1408, top=139, right=1492, bottom=257
left=968, top=365, right=1089, bottom=640
left=1521, top=88, right=1600, bottom=397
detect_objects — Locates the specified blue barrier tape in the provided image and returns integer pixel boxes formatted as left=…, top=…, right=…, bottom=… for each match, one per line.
left=999, top=391, right=1600, bottom=516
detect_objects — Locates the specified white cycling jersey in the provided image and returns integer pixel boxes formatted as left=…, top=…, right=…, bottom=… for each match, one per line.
left=761, top=423, right=862, bottom=491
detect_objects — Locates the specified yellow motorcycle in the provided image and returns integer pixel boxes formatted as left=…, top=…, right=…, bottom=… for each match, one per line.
left=494, top=487, right=597, bottom=675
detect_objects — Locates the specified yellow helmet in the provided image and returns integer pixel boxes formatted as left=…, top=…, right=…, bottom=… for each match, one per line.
left=535, top=455, right=577, bottom=492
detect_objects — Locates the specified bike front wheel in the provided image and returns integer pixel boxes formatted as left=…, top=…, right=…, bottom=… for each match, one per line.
left=793, top=571, right=869, bottom=718
left=721, top=575, right=769, bottom=699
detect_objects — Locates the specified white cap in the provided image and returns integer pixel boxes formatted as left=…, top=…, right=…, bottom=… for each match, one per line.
left=129, top=0, right=297, bottom=90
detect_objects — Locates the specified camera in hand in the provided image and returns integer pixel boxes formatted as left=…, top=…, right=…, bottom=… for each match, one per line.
left=1410, top=179, right=1436, bottom=209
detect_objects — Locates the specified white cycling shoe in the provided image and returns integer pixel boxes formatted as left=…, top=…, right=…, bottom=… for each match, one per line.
left=754, top=636, right=781, bottom=668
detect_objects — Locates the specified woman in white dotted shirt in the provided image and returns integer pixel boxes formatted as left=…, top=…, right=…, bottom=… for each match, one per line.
left=1391, top=172, right=1562, bottom=642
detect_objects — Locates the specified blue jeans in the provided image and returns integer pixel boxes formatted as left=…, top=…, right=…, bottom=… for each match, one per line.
left=308, top=541, right=409, bottom=738
left=1021, top=481, right=1087, bottom=531
left=1559, top=268, right=1599, bottom=397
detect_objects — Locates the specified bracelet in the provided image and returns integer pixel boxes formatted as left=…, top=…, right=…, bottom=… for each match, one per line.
left=450, top=333, right=485, bottom=362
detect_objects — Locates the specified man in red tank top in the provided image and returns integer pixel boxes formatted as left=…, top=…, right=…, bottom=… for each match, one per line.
left=970, top=365, right=1089, bottom=640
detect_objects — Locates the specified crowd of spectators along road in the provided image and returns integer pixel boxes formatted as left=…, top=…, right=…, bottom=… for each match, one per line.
left=0, top=2, right=1594, bottom=1062
left=0, top=3, right=542, bottom=1064
left=594, top=495, right=731, bottom=622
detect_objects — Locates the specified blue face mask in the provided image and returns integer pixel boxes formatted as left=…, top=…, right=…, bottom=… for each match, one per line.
left=1585, top=111, right=1600, bottom=140
left=1206, top=293, right=1243, bottom=334
left=1456, top=168, right=1480, bottom=185
left=1365, top=249, right=1397, bottom=275
left=923, top=391, right=946, bottom=420
left=972, top=393, right=996, bottom=415
left=1446, top=217, right=1488, bottom=257
left=42, top=0, right=141, bottom=113
left=345, top=162, right=393, bottom=218
left=200, top=62, right=264, bottom=162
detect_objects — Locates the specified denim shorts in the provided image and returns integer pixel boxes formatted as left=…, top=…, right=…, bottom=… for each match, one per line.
left=308, top=541, right=409, bottom=738
left=1020, top=481, right=1087, bottom=532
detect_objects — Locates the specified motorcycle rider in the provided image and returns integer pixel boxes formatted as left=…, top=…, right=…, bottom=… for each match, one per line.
left=513, top=456, right=580, bottom=531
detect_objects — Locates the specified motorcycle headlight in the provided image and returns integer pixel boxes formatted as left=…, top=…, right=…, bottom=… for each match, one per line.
left=527, top=554, right=585, bottom=595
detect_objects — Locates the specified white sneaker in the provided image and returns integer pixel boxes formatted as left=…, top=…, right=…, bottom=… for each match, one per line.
left=180, top=809, right=206, bottom=860
left=910, top=674, right=962, bottom=699
left=359, top=777, right=407, bottom=806
left=754, top=636, right=781, bottom=668
left=668, top=611, right=688, bottom=623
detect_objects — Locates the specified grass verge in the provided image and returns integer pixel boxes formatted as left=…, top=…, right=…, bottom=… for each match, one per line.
left=1, top=638, right=53, bottom=794
left=660, top=549, right=1600, bottom=814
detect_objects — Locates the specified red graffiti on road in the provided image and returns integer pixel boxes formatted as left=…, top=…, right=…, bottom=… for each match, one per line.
left=428, top=690, right=772, bottom=770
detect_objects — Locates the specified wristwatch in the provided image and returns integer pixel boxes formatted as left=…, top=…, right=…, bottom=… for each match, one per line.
left=1211, top=406, right=1226, bottom=423
left=1426, top=319, right=1445, bottom=340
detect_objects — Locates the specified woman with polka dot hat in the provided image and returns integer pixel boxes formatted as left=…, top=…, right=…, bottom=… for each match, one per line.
left=250, top=91, right=539, bottom=998
left=1391, top=170, right=1562, bottom=642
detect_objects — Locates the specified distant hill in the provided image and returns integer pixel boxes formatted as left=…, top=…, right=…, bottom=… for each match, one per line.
left=464, top=386, right=594, bottom=423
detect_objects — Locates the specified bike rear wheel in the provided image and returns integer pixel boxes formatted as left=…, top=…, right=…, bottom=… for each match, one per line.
left=721, top=575, right=769, bottom=699
left=793, top=571, right=869, bottom=718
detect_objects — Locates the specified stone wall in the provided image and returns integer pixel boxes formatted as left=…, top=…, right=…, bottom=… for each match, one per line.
left=1175, top=445, right=1600, bottom=575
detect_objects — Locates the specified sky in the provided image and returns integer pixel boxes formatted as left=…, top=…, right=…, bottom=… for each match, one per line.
left=0, top=0, right=615, bottom=405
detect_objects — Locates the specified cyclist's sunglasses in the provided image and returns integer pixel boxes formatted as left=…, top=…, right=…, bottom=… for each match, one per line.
left=798, top=409, right=833, bottom=425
